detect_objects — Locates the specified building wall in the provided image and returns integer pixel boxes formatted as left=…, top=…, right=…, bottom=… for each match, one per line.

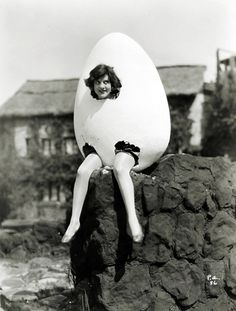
left=189, top=93, right=204, bottom=147
left=0, top=118, right=16, bottom=160
left=0, top=114, right=81, bottom=220
left=166, top=94, right=197, bottom=154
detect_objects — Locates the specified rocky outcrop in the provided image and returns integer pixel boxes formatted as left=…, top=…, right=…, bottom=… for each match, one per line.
left=0, top=220, right=68, bottom=259
left=69, top=154, right=236, bottom=311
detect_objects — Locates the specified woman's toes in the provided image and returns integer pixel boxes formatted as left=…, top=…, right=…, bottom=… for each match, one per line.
left=61, top=234, right=71, bottom=243
left=132, top=231, right=144, bottom=243
left=61, top=224, right=80, bottom=243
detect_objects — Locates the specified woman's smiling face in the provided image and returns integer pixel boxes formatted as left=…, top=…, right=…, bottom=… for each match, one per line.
left=93, top=74, right=112, bottom=99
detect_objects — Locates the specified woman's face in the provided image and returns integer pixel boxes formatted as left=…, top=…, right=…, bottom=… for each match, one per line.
left=93, top=74, right=112, bottom=99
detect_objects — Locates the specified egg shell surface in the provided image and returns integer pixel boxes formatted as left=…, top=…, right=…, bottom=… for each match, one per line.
left=74, top=33, right=171, bottom=171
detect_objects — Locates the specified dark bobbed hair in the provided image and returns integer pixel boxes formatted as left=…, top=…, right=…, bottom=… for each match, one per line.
left=84, top=64, right=122, bottom=99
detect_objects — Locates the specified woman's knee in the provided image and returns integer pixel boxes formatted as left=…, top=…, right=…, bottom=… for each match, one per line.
left=77, top=164, right=94, bottom=178
left=113, top=152, right=135, bottom=178
left=113, top=162, right=130, bottom=179
left=77, top=154, right=102, bottom=178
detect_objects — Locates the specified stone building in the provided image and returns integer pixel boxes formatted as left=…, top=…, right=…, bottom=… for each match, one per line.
left=0, top=65, right=206, bottom=217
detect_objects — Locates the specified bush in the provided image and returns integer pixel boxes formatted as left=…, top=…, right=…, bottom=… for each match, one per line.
left=202, top=69, right=236, bottom=159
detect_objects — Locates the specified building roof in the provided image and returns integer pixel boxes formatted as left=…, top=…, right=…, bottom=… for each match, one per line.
left=0, top=65, right=206, bottom=118
left=219, top=55, right=236, bottom=66
left=158, top=65, right=206, bottom=96
left=0, top=79, right=78, bottom=118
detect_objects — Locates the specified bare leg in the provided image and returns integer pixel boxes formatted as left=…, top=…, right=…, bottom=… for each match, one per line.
left=62, top=153, right=102, bottom=243
left=113, top=152, right=143, bottom=243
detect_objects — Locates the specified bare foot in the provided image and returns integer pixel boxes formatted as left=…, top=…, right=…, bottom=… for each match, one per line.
left=132, top=230, right=144, bottom=243
left=127, top=221, right=144, bottom=243
left=61, top=222, right=80, bottom=243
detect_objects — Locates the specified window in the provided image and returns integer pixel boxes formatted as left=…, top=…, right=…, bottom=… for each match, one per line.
left=43, top=183, right=66, bottom=203
left=42, top=138, right=52, bottom=156
left=25, top=137, right=32, bottom=155
left=63, top=137, right=78, bottom=155
left=14, top=126, right=30, bottom=157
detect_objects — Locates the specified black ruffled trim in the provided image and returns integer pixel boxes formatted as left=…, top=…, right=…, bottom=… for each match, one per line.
left=114, top=140, right=140, bottom=166
left=82, top=141, right=140, bottom=166
left=82, top=143, right=97, bottom=157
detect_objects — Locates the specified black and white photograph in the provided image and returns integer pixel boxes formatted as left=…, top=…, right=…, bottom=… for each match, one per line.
left=0, top=0, right=236, bottom=310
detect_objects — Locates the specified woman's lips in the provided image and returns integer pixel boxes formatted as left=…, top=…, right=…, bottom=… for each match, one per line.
left=99, top=89, right=107, bottom=94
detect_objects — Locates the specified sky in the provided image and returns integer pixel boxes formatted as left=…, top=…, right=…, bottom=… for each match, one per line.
left=0, top=0, right=236, bottom=105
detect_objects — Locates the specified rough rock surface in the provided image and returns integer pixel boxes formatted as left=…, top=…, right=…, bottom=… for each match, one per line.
left=0, top=221, right=71, bottom=311
left=0, top=220, right=68, bottom=259
left=0, top=257, right=73, bottom=311
left=69, top=154, right=236, bottom=310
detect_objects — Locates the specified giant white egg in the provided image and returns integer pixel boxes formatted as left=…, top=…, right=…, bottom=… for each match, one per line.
left=74, top=33, right=170, bottom=172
